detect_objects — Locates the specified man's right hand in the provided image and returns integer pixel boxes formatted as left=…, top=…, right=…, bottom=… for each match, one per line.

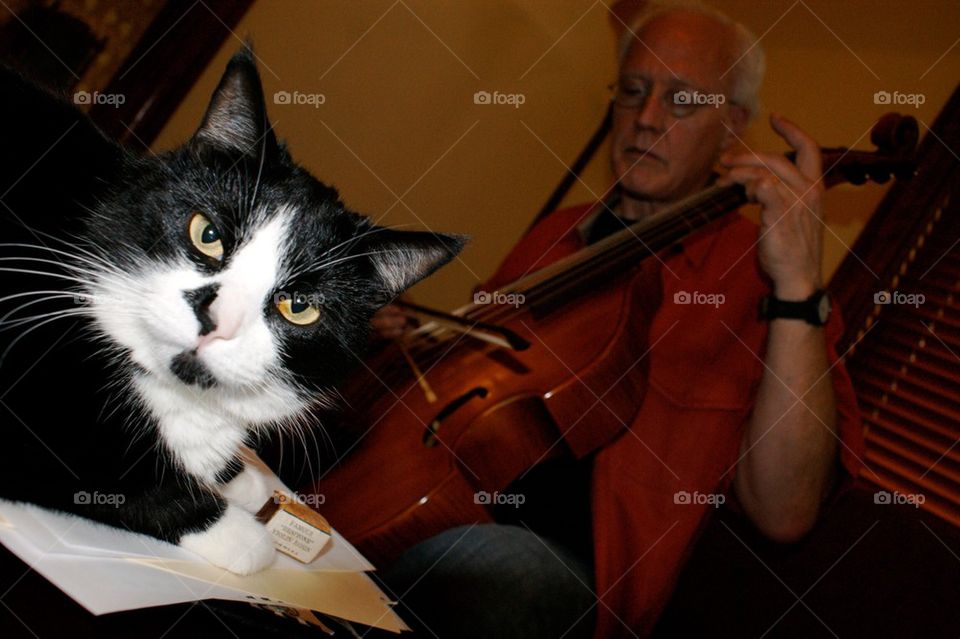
left=371, top=304, right=415, bottom=340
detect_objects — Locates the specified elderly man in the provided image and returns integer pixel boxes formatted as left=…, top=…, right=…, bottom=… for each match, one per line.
left=373, top=3, right=863, bottom=638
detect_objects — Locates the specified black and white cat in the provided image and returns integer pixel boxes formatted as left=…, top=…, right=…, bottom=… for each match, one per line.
left=0, top=49, right=463, bottom=574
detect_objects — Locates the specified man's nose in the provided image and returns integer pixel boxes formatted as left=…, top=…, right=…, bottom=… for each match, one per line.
left=634, top=90, right=668, bottom=132
left=183, top=284, right=219, bottom=336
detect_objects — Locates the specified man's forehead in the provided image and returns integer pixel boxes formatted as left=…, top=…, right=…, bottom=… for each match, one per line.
left=621, top=11, right=733, bottom=88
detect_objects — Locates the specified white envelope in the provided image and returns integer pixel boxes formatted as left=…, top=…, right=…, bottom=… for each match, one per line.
left=0, top=452, right=407, bottom=633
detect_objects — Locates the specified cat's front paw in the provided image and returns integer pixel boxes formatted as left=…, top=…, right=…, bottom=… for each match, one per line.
left=179, top=504, right=276, bottom=575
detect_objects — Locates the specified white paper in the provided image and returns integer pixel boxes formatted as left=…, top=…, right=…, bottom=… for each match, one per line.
left=0, top=454, right=406, bottom=633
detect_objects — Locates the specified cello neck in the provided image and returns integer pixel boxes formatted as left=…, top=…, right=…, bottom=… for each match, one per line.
left=472, top=183, right=748, bottom=312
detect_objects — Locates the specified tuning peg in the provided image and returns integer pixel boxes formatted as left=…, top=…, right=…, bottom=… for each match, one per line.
left=871, top=113, right=919, bottom=155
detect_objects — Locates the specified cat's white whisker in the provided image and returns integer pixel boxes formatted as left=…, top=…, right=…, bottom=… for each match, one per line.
left=0, top=311, right=89, bottom=365
left=0, top=241, right=124, bottom=274
left=0, top=290, right=84, bottom=305
left=0, top=308, right=91, bottom=331
left=281, top=225, right=391, bottom=282
left=6, top=226, right=120, bottom=271
left=0, top=267, right=104, bottom=293
left=15, top=261, right=111, bottom=282
left=0, top=295, right=90, bottom=327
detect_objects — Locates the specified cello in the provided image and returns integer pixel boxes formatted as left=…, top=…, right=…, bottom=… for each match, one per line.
left=306, top=113, right=918, bottom=567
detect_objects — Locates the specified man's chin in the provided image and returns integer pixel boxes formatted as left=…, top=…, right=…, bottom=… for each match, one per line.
left=616, top=175, right=676, bottom=203
left=615, top=159, right=670, bottom=190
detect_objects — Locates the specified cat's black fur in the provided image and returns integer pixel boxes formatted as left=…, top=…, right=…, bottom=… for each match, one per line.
left=0, top=49, right=463, bottom=562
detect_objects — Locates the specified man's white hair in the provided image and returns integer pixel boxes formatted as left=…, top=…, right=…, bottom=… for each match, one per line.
left=617, top=0, right=766, bottom=119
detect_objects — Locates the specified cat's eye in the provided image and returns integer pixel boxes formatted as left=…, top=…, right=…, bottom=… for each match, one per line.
left=276, top=295, right=321, bottom=326
left=188, top=213, right=224, bottom=260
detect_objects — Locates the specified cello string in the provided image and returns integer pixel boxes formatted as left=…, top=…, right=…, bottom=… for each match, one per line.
left=401, top=185, right=744, bottom=359
left=465, top=185, right=747, bottom=327
left=520, top=190, right=746, bottom=309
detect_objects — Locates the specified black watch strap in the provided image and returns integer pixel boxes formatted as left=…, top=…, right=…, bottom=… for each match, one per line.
left=760, top=289, right=831, bottom=326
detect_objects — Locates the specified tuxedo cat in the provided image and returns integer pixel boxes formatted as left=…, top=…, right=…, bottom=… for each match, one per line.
left=0, top=49, right=463, bottom=574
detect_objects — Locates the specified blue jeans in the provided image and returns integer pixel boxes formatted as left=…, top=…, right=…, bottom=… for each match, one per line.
left=375, top=524, right=596, bottom=639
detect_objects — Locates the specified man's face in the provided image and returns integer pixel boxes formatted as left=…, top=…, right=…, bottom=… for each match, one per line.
left=611, top=12, right=745, bottom=203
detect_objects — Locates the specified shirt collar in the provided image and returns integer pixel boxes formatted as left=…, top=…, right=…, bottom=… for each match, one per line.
left=678, top=218, right=723, bottom=269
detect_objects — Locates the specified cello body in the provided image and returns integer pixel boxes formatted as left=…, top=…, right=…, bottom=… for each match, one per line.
left=311, top=259, right=663, bottom=566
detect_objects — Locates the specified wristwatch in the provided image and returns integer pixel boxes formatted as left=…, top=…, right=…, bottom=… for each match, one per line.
left=760, top=288, right=831, bottom=326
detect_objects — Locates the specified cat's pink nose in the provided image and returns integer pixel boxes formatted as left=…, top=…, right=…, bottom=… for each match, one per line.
left=196, top=297, right=243, bottom=349
left=196, top=322, right=238, bottom=350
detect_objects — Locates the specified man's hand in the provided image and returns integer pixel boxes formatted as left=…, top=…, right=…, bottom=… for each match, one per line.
left=371, top=304, right=415, bottom=340
left=717, top=113, right=825, bottom=300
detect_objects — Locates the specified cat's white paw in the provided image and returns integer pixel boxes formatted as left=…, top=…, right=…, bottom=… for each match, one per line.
left=179, top=504, right=276, bottom=575
left=219, top=463, right=273, bottom=513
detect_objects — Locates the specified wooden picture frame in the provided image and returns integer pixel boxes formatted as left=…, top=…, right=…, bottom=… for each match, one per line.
left=0, top=0, right=255, bottom=147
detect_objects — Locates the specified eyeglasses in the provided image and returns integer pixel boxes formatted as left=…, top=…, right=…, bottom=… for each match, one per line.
left=609, top=78, right=729, bottom=119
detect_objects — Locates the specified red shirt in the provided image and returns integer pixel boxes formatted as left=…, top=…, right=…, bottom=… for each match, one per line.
left=482, top=202, right=864, bottom=638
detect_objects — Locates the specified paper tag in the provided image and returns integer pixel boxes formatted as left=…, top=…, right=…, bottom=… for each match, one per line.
left=256, top=491, right=331, bottom=564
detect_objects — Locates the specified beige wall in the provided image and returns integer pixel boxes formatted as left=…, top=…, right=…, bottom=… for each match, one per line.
left=155, top=0, right=960, bottom=310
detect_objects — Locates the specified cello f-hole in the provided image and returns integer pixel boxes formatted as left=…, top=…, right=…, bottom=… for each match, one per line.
left=423, top=387, right=489, bottom=447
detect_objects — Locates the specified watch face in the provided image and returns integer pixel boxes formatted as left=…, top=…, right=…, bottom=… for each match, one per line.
left=817, top=292, right=832, bottom=324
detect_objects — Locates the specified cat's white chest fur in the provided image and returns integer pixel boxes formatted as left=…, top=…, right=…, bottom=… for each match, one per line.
left=133, top=373, right=303, bottom=484
left=136, top=376, right=246, bottom=482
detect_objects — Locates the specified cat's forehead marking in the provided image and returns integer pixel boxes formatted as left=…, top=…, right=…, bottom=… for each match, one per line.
left=223, top=204, right=294, bottom=291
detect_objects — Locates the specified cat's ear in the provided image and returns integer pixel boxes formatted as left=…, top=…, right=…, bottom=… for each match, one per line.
left=192, top=46, right=277, bottom=157
left=363, top=229, right=467, bottom=297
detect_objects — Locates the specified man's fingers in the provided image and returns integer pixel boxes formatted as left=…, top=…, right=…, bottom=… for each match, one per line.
left=720, top=152, right=808, bottom=192
left=718, top=165, right=768, bottom=188
left=718, top=167, right=791, bottom=211
left=771, top=113, right=822, bottom=180
left=371, top=304, right=416, bottom=339
left=719, top=115, right=822, bottom=183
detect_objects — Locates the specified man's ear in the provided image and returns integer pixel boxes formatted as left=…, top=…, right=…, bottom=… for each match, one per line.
left=192, top=46, right=278, bottom=157
left=363, top=229, right=467, bottom=296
